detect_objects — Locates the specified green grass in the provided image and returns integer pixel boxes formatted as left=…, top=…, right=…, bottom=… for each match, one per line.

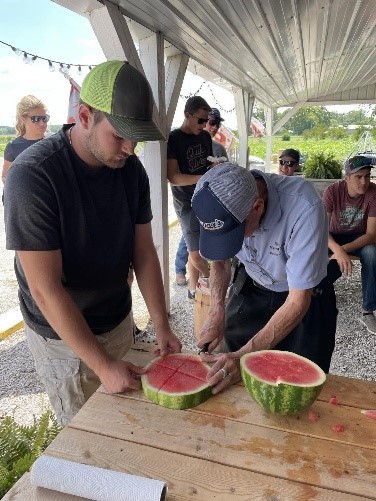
left=248, top=136, right=359, bottom=162
left=0, top=136, right=14, bottom=157
left=0, top=134, right=361, bottom=164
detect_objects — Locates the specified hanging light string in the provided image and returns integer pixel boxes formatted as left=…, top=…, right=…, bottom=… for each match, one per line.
left=180, top=80, right=235, bottom=114
left=0, top=40, right=96, bottom=75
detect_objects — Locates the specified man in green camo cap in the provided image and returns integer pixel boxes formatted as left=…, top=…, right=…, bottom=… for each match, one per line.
left=4, top=60, right=181, bottom=425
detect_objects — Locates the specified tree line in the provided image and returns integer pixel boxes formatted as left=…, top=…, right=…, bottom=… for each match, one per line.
left=254, top=105, right=376, bottom=136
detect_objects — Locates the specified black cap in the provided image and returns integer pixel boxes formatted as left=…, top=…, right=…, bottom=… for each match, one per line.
left=279, top=149, right=300, bottom=163
left=208, top=108, right=224, bottom=122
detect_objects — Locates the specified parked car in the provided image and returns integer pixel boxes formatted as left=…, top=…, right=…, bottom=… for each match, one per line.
left=249, top=155, right=265, bottom=171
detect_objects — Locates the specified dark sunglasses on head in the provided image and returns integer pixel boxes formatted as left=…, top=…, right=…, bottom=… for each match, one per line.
left=28, top=115, right=50, bottom=123
left=189, top=112, right=209, bottom=125
left=279, top=159, right=296, bottom=167
left=208, top=120, right=220, bottom=126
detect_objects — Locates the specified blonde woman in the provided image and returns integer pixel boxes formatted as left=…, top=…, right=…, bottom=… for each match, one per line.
left=2, top=95, right=49, bottom=182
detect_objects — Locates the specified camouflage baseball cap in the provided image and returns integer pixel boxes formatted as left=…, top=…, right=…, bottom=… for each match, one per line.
left=345, top=155, right=376, bottom=174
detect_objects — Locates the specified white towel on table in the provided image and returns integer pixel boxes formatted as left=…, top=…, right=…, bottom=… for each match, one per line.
left=30, top=455, right=167, bottom=501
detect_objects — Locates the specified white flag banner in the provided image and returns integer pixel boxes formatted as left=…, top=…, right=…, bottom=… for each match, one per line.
left=250, top=117, right=265, bottom=137
left=67, top=78, right=81, bottom=123
left=214, top=125, right=236, bottom=152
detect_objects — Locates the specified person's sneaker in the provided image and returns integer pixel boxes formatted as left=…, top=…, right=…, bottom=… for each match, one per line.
left=175, top=273, right=187, bottom=286
left=187, top=290, right=196, bottom=300
left=359, top=313, right=376, bottom=334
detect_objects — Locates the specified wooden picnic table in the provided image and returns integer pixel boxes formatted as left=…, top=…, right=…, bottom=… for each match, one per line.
left=4, top=347, right=376, bottom=500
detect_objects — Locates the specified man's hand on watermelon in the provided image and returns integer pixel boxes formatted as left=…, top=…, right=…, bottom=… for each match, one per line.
left=98, top=358, right=147, bottom=394
left=200, top=353, right=241, bottom=394
left=154, top=327, right=182, bottom=357
left=197, top=309, right=226, bottom=353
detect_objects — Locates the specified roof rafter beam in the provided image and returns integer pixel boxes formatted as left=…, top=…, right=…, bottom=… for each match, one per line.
left=273, top=100, right=306, bottom=135
left=333, top=7, right=376, bottom=93
left=290, top=0, right=308, bottom=98
left=249, top=0, right=299, bottom=102
left=165, top=53, right=189, bottom=130
left=322, top=0, right=362, bottom=96
left=316, top=0, right=331, bottom=97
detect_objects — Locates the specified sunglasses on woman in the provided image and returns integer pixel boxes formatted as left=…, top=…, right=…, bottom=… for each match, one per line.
left=208, top=120, right=220, bottom=126
left=28, top=115, right=50, bottom=123
left=279, top=159, right=296, bottom=167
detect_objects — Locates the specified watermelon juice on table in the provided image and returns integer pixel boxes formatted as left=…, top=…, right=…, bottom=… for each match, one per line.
left=240, top=350, right=326, bottom=416
left=141, top=353, right=212, bottom=409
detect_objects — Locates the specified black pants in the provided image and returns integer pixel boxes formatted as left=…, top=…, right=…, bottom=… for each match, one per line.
left=224, top=264, right=339, bottom=373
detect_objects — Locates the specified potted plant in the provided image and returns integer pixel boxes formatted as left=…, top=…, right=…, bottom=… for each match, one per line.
left=302, top=152, right=342, bottom=197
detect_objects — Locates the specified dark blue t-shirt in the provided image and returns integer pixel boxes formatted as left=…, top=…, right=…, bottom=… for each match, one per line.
left=4, top=125, right=152, bottom=339
left=4, top=136, right=42, bottom=162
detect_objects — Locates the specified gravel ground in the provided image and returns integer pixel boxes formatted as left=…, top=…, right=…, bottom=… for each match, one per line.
left=1, top=162, right=375, bottom=425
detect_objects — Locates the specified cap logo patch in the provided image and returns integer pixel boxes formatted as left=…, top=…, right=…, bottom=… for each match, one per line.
left=199, top=218, right=225, bottom=230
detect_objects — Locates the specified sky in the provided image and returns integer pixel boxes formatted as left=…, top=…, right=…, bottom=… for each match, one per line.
left=0, top=0, right=361, bottom=130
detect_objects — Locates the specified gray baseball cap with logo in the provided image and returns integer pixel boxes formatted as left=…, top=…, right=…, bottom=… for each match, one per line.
left=192, top=163, right=258, bottom=260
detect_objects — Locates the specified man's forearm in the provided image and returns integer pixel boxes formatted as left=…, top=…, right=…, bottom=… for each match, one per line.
left=209, top=260, right=231, bottom=310
left=341, top=234, right=376, bottom=253
left=239, top=289, right=312, bottom=355
left=168, top=172, right=201, bottom=186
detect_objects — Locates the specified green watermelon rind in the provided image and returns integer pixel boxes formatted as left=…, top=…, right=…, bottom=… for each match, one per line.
left=240, top=351, right=326, bottom=416
left=141, top=355, right=212, bottom=410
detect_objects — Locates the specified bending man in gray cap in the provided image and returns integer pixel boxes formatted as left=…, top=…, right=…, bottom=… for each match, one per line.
left=192, top=163, right=337, bottom=393
left=4, top=61, right=181, bottom=424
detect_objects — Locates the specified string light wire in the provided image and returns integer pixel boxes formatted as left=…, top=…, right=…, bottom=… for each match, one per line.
left=0, top=40, right=96, bottom=75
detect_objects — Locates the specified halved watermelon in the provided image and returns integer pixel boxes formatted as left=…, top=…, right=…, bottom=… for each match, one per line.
left=240, top=350, right=326, bottom=416
left=141, top=353, right=212, bottom=409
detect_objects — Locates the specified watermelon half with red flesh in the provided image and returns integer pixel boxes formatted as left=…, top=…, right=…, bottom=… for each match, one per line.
left=141, top=353, right=212, bottom=409
left=240, top=350, right=326, bottom=416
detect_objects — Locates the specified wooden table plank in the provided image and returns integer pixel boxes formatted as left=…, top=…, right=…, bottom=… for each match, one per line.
left=69, top=391, right=376, bottom=499
left=318, top=374, right=376, bottom=409
left=44, top=427, right=372, bottom=501
left=99, top=383, right=376, bottom=450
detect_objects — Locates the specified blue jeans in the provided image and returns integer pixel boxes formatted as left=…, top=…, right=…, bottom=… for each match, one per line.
left=331, top=233, right=376, bottom=311
left=175, top=234, right=188, bottom=275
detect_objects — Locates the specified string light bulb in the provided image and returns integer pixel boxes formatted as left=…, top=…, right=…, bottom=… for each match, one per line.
left=77, top=65, right=82, bottom=75
left=23, top=51, right=30, bottom=64
left=11, top=46, right=22, bottom=57
left=48, top=60, right=55, bottom=72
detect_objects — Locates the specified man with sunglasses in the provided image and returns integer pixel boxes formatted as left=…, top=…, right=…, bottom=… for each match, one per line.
left=204, top=108, right=228, bottom=160
left=167, top=96, right=214, bottom=300
left=191, top=163, right=338, bottom=393
left=278, top=148, right=300, bottom=176
left=323, top=155, right=376, bottom=334
left=4, top=61, right=181, bottom=425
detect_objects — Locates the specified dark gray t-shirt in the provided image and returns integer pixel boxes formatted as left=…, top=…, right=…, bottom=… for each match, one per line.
left=4, top=125, right=152, bottom=339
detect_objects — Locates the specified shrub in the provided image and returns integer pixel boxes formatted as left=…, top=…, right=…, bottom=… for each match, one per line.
left=281, top=132, right=290, bottom=141
left=327, top=127, right=348, bottom=140
left=0, top=411, right=61, bottom=497
left=303, top=152, right=342, bottom=179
